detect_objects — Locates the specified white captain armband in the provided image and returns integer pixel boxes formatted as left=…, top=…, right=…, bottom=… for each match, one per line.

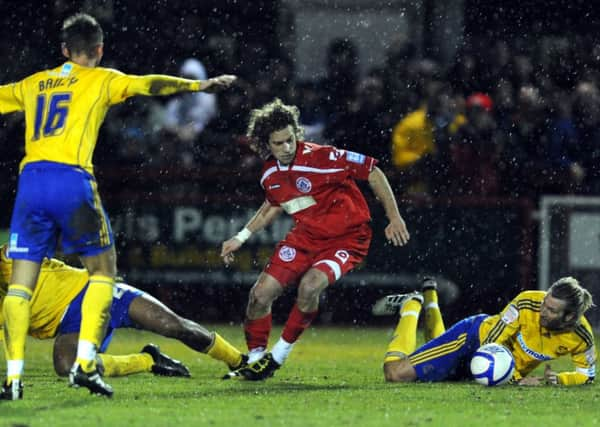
left=234, top=227, right=252, bottom=244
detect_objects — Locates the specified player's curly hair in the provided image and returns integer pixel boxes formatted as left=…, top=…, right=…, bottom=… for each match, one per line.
left=549, top=277, right=595, bottom=327
left=61, top=13, right=103, bottom=58
left=246, top=98, right=304, bottom=159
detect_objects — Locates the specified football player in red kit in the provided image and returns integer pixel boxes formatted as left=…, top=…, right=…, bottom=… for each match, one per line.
left=221, top=99, right=410, bottom=380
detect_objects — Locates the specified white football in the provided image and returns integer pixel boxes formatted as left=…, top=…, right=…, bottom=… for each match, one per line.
left=470, top=343, right=515, bottom=386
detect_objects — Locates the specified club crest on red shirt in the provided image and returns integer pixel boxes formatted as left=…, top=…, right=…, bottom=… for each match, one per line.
left=278, top=245, right=297, bottom=262
left=296, top=177, right=312, bottom=193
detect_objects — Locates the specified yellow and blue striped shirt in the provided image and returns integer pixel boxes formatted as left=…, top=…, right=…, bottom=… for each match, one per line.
left=481, top=290, right=596, bottom=385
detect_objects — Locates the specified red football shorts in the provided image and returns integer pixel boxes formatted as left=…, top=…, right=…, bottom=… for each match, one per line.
left=264, top=223, right=372, bottom=286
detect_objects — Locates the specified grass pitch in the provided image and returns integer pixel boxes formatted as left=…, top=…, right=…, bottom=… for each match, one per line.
left=1, top=325, right=598, bottom=427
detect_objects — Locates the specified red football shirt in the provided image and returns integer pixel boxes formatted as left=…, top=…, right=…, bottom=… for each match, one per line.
left=260, top=141, right=378, bottom=239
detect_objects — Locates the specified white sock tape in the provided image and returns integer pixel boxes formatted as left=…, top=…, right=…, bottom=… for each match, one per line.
left=401, top=310, right=420, bottom=318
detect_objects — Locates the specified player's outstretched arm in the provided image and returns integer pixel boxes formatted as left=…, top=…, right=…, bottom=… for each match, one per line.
left=514, top=364, right=589, bottom=386
left=367, top=166, right=410, bottom=246
left=114, top=74, right=237, bottom=99
left=221, top=200, right=283, bottom=265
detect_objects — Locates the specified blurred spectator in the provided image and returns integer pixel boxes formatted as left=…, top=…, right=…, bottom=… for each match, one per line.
left=544, top=91, right=584, bottom=193
left=325, top=75, right=393, bottom=165
left=237, top=41, right=271, bottom=81
left=448, top=93, right=502, bottom=196
left=448, top=50, right=480, bottom=97
left=390, top=82, right=465, bottom=195
left=293, top=81, right=327, bottom=144
left=163, top=58, right=218, bottom=142
left=381, top=35, right=419, bottom=115
left=98, top=98, right=163, bottom=168
left=543, top=37, right=577, bottom=90
left=385, top=35, right=417, bottom=74
left=499, top=85, right=555, bottom=197
left=266, top=57, right=294, bottom=96
left=200, top=80, right=255, bottom=168
left=465, top=93, right=493, bottom=112
left=408, top=59, right=443, bottom=106
left=172, top=15, right=206, bottom=59
left=511, top=54, right=535, bottom=89
left=570, top=82, right=600, bottom=193
left=480, top=40, right=512, bottom=92
left=204, top=34, right=237, bottom=76
left=156, top=58, right=218, bottom=168
left=492, top=78, right=516, bottom=131
left=319, top=38, right=360, bottom=116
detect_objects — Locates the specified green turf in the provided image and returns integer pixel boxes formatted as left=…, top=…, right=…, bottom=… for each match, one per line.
left=1, top=325, right=598, bottom=427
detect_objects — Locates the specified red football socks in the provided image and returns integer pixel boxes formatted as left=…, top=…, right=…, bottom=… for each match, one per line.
left=281, top=303, right=318, bottom=343
left=244, top=313, right=272, bottom=350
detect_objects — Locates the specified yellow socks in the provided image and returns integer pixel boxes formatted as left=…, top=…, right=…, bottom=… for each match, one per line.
left=77, top=275, right=114, bottom=372
left=206, top=333, right=243, bottom=368
left=384, top=299, right=422, bottom=363
left=3, top=285, right=32, bottom=383
left=423, top=289, right=445, bottom=342
left=96, top=333, right=242, bottom=377
left=98, top=353, right=153, bottom=377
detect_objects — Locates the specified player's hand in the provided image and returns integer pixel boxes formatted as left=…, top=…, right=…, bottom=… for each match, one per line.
left=221, top=238, right=243, bottom=265
left=544, top=364, right=558, bottom=385
left=517, top=376, right=543, bottom=386
left=202, top=75, right=237, bottom=92
left=385, top=217, right=410, bottom=246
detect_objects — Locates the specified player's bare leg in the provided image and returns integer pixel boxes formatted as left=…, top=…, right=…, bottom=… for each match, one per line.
left=268, top=268, right=327, bottom=367
left=244, top=273, right=284, bottom=362
left=53, top=333, right=79, bottom=375
left=128, top=294, right=244, bottom=370
left=227, top=269, right=327, bottom=381
left=246, top=273, right=285, bottom=319
left=224, top=274, right=284, bottom=380
left=53, top=292, right=244, bottom=377
left=128, top=294, right=212, bottom=351
left=383, top=359, right=418, bottom=382
left=1, top=260, right=40, bottom=400
left=295, top=269, right=329, bottom=313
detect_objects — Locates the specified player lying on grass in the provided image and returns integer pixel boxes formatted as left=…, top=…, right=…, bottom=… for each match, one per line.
left=373, top=277, right=596, bottom=385
left=0, top=245, right=246, bottom=390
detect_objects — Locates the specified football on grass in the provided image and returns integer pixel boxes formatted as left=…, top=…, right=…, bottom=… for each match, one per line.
left=470, top=343, right=515, bottom=386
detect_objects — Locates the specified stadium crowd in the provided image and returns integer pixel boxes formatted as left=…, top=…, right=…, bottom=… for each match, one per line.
left=109, top=35, right=599, bottom=201
left=0, top=3, right=599, bottom=203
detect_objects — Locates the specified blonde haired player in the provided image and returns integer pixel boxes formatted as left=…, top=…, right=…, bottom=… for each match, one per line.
left=0, top=13, right=236, bottom=399
left=374, top=277, right=596, bottom=386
